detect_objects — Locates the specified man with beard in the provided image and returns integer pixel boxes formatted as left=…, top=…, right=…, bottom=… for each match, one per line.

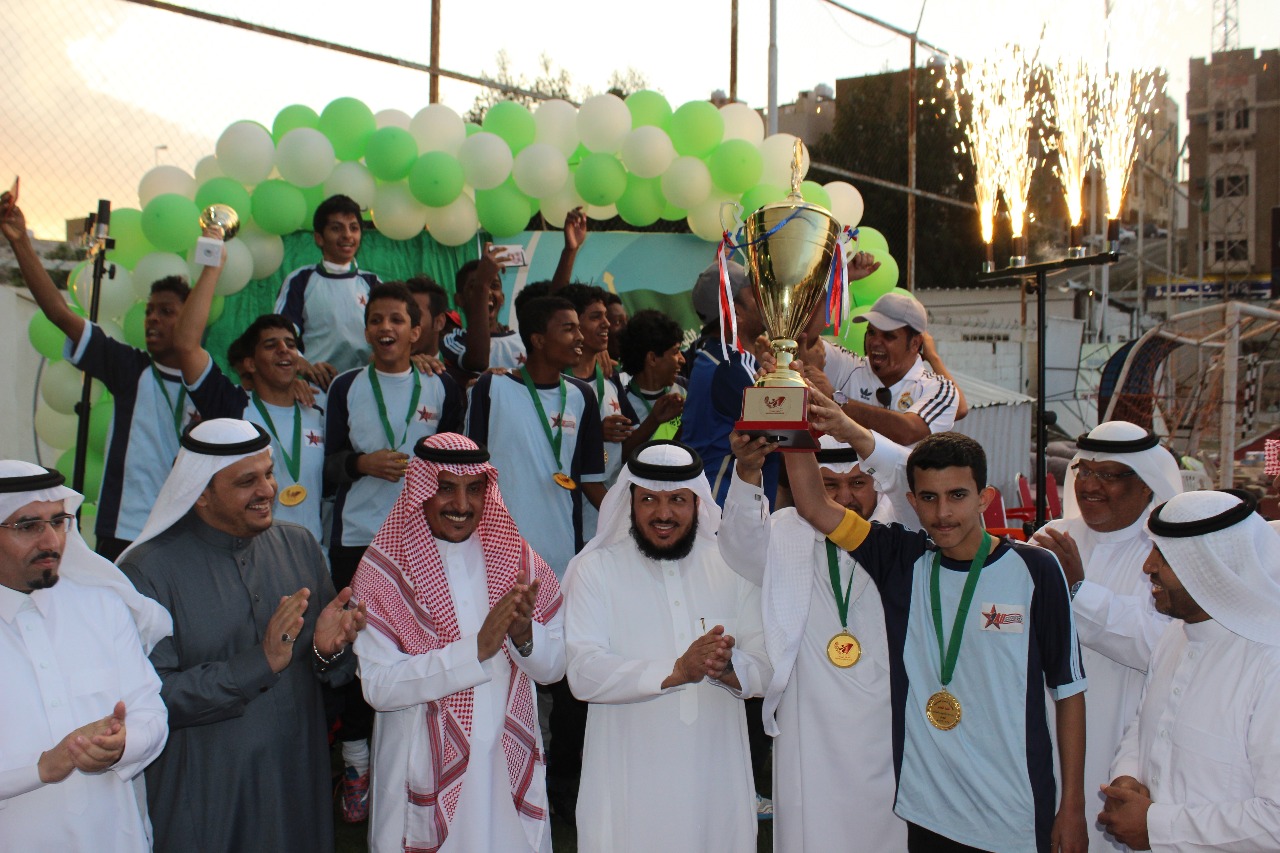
left=118, top=418, right=366, bottom=853
left=1100, top=489, right=1280, bottom=852
left=1031, top=421, right=1182, bottom=851
left=353, top=433, right=565, bottom=853
left=563, top=440, right=771, bottom=853
left=0, top=460, right=168, bottom=850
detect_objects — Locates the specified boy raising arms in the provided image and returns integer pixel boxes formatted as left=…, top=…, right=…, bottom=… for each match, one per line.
left=787, top=389, right=1087, bottom=853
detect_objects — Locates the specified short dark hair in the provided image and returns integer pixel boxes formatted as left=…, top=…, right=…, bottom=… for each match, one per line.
left=149, top=276, right=190, bottom=302
left=405, top=275, right=450, bottom=319
left=229, top=314, right=296, bottom=365
left=906, top=432, right=987, bottom=491
left=313, top=194, right=361, bottom=233
left=454, top=259, right=480, bottom=292
left=512, top=281, right=553, bottom=317
left=619, top=309, right=684, bottom=376
left=365, top=281, right=422, bottom=328
left=603, top=292, right=623, bottom=307
left=558, top=283, right=609, bottom=317
left=517, top=296, right=575, bottom=350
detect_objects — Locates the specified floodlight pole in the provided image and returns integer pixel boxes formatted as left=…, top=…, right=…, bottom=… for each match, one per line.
left=429, top=0, right=441, bottom=103
left=978, top=250, right=1119, bottom=528
left=767, top=0, right=778, bottom=134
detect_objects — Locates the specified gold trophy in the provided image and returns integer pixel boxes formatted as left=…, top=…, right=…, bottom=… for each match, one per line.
left=194, top=204, right=240, bottom=266
left=734, top=140, right=840, bottom=451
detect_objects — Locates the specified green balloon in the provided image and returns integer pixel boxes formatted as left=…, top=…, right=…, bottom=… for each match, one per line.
left=66, top=261, right=90, bottom=311
left=318, top=97, right=376, bottom=161
left=141, top=194, right=201, bottom=254
left=207, top=294, right=225, bottom=327
left=482, top=101, right=536, bottom=154
left=709, top=140, right=765, bottom=194
left=28, top=312, right=65, bottom=361
left=122, top=301, right=147, bottom=349
left=568, top=142, right=589, bottom=167
left=465, top=122, right=482, bottom=137
left=574, top=153, right=627, bottom=206
left=364, top=127, right=419, bottom=182
left=78, top=501, right=98, bottom=544
left=666, top=101, right=723, bottom=157
left=660, top=201, right=688, bottom=221
left=88, top=396, right=114, bottom=452
left=251, top=180, right=308, bottom=235
left=55, top=447, right=104, bottom=503
left=299, top=183, right=326, bottom=229
left=739, top=183, right=787, bottom=215
left=852, top=252, right=900, bottom=305
left=835, top=320, right=868, bottom=356
left=615, top=175, right=665, bottom=227
left=854, top=225, right=890, bottom=254
left=408, top=152, right=465, bottom=207
left=475, top=181, right=533, bottom=238
left=194, top=177, right=253, bottom=222
left=626, top=90, right=672, bottom=128
left=272, top=104, right=320, bottom=144
left=105, top=208, right=154, bottom=269
left=799, top=181, right=831, bottom=211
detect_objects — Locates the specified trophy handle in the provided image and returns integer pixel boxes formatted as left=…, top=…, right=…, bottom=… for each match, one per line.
left=718, top=200, right=745, bottom=239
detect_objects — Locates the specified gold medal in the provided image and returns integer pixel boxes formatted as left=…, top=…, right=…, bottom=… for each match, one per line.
left=925, top=689, right=962, bottom=731
left=826, top=631, right=862, bottom=667
left=279, top=484, right=307, bottom=507
left=552, top=472, right=577, bottom=490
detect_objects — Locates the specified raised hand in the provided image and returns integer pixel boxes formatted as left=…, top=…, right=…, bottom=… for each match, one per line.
left=357, top=448, right=411, bottom=482
left=315, top=586, right=367, bottom=657
left=263, top=588, right=310, bottom=673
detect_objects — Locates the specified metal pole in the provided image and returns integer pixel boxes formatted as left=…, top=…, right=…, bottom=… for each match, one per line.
left=730, top=0, right=739, bottom=103
left=768, top=0, right=778, bottom=135
left=1036, top=268, right=1048, bottom=527
left=1219, top=300, right=1239, bottom=487
left=429, top=0, right=441, bottom=104
left=907, top=36, right=918, bottom=292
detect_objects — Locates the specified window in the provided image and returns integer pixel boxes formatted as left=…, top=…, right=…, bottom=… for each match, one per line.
left=1213, top=240, right=1249, bottom=262
left=1235, top=108, right=1251, bottom=129
left=1215, top=174, right=1250, bottom=198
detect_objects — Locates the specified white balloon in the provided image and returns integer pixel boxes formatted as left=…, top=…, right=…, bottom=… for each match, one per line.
left=423, top=193, right=479, bottom=247
left=99, top=320, right=127, bottom=343
left=758, top=133, right=810, bottom=187
left=131, top=253, right=191, bottom=300
left=661, top=156, right=713, bottom=210
left=72, top=264, right=136, bottom=322
left=371, top=182, right=428, bottom=241
left=534, top=99, right=580, bottom=157
left=212, top=238, right=255, bottom=295
left=457, top=132, right=513, bottom=191
left=687, top=193, right=736, bottom=242
left=194, top=155, right=224, bottom=183
left=620, top=126, right=676, bottom=179
left=236, top=224, right=285, bottom=280
left=375, top=108, right=412, bottom=130
left=512, top=143, right=569, bottom=199
left=720, top=102, right=765, bottom=144
left=34, top=399, right=78, bottom=449
left=138, top=166, right=196, bottom=207
left=540, top=182, right=586, bottom=229
left=586, top=203, right=617, bottom=221
left=215, top=121, right=275, bottom=185
left=577, top=94, right=631, bottom=154
left=41, top=360, right=101, bottom=415
left=275, top=128, right=335, bottom=188
left=324, top=161, right=376, bottom=210
left=410, top=104, right=466, bottom=154
left=824, top=181, right=865, bottom=230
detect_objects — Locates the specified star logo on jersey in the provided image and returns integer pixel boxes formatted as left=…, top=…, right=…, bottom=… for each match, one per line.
left=981, top=603, right=1025, bottom=632
left=418, top=406, right=436, bottom=422
left=357, top=294, right=367, bottom=307
left=306, top=430, right=323, bottom=445
left=609, top=399, right=621, bottom=413
left=516, top=353, right=527, bottom=365
left=550, top=412, right=577, bottom=431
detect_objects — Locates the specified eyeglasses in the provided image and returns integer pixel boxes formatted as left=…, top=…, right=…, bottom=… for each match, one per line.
left=875, top=387, right=892, bottom=408
left=0, top=514, right=75, bottom=538
left=1071, top=464, right=1138, bottom=483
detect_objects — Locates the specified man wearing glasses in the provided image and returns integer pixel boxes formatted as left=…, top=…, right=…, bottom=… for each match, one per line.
left=0, top=460, right=169, bottom=850
left=1032, top=420, right=1183, bottom=853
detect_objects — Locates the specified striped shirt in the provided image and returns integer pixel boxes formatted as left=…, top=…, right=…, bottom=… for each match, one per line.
left=833, top=355, right=959, bottom=442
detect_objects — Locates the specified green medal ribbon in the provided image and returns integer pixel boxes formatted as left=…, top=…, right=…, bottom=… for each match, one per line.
left=562, top=362, right=606, bottom=404
left=627, top=380, right=670, bottom=418
left=150, top=365, right=188, bottom=438
left=251, top=393, right=302, bottom=484
left=929, top=532, right=993, bottom=688
left=826, top=541, right=858, bottom=629
left=367, top=364, right=422, bottom=450
left=520, top=368, right=566, bottom=470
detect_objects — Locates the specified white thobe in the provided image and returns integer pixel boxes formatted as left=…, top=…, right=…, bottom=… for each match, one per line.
left=1041, top=511, right=1171, bottom=851
left=0, top=579, right=167, bottom=851
left=564, top=538, right=771, bottom=853
left=356, top=536, right=566, bottom=853
left=1110, top=619, right=1280, bottom=852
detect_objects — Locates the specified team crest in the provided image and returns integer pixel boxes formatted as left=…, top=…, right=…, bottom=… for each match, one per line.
left=897, top=392, right=914, bottom=411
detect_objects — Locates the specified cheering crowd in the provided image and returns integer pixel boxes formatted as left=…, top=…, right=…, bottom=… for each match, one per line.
left=3, top=186, right=1280, bottom=853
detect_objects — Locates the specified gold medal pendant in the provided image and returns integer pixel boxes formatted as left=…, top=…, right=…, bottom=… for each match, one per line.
left=279, top=484, right=307, bottom=507
left=925, top=690, right=962, bottom=731
left=826, top=631, right=862, bottom=668
left=552, top=472, right=577, bottom=490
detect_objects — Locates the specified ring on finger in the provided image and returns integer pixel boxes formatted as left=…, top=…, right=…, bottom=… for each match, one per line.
left=282, top=632, right=296, bottom=644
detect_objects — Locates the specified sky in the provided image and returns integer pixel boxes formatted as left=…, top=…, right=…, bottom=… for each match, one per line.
left=3, top=0, right=1277, bottom=238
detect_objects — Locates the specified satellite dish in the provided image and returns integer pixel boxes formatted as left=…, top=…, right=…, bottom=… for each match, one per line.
left=815, top=83, right=834, bottom=99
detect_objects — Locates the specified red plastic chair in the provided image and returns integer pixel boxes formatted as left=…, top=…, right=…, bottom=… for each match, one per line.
left=1006, top=473, right=1037, bottom=523
left=1045, top=471, right=1063, bottom=519
left=983, top=486, right=1009, bottom=528
left=986, top=526, right=1028, bottom=542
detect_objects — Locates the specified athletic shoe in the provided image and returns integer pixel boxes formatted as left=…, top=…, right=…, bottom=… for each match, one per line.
left=755, top=792, right=774, bottom=820
left=341, top=766, right=370, bottom=823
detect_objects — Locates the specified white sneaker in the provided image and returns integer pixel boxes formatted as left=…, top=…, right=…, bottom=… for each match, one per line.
left=755, top=792, right=774, bottom=820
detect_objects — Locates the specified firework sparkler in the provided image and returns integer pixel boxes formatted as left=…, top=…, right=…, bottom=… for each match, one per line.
left=1043, top=59, right=1097, bottom=251
left=1095, top=68, right=1159, bottom=222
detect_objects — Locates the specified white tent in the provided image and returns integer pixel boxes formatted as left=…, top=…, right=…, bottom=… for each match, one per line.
left=948, top=370, right=1034, bottom=501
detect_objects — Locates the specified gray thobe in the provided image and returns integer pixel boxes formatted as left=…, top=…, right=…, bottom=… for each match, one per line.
left=120, top=513, right=355, bottom=853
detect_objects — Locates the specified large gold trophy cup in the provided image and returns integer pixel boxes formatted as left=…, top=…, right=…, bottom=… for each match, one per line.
left=734, top=140, right=840, bottom=451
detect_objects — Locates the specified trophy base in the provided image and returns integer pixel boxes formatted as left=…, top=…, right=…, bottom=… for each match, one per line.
left=736, top=385, right=820, bottom=452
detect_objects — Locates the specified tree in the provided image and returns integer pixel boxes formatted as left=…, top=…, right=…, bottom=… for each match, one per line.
left=466, top=52, right=575, bottom=123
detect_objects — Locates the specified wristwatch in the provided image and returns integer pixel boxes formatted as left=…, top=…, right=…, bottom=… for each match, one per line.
left=516, top=637, right=535, bottom=657
left=1069, top=580, right=1084, bottom=601
left=832, top=390, right=849, bottom=405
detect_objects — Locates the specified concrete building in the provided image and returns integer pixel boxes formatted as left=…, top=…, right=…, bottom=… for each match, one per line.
left=769, top=85, right=836, bottom=146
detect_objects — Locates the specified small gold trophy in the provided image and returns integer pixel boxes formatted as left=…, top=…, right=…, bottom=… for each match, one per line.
left=734, top=140, right=841, bottom=451
left=194, top=204, right=240, bottom=266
